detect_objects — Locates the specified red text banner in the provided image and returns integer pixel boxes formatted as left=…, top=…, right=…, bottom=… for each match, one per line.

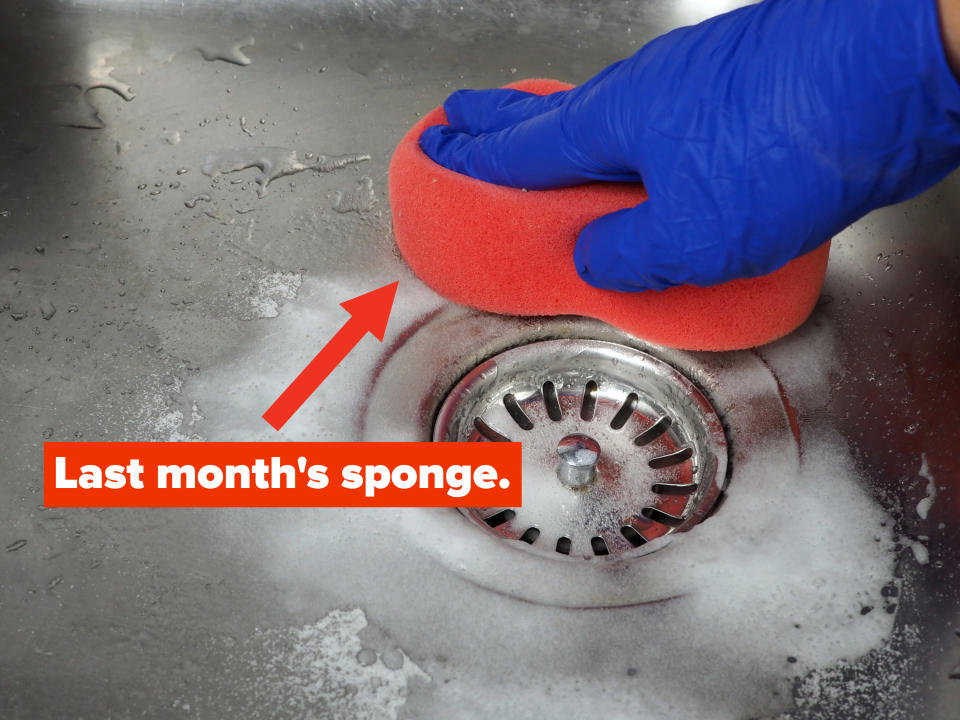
left=44, top=442, right=522, bottom=508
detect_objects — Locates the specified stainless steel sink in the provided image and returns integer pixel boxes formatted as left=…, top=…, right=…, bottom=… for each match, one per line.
left=1, top=1, right=957, bottom=718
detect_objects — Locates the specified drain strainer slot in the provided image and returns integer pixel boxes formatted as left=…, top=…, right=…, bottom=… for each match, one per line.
left=433, top=339, right=728, bottom=559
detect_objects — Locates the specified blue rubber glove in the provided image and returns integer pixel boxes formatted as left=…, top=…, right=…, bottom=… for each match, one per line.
left=419, top=0, right=960, bottom=291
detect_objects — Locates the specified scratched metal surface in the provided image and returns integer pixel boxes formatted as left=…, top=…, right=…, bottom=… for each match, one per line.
left=0, top=1, right=958, bottom=718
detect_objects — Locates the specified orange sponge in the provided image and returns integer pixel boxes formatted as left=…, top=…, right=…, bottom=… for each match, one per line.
left=389, top=78, right=830, bottom=351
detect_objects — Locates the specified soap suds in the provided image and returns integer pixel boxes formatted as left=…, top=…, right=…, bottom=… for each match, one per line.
left=779, top=624, right=921, bottom=720
left=183, top=607, right=428, bottom=719
left=915, top=452, right=936, bottom=520
left=903, top=537, right=930, bottom=566
left=332, top=177, right=377, bottom=214
left=187, top=276, right=444, bottom=440
left=96, top=372, right=204, bottom=441
left=244, top=270, right=302, bottom=319
left=183, top=298, right=903, bottom=718
left=134, top=375, right=204, bottom=441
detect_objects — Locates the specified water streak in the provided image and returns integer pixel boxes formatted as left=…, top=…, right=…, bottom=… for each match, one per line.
left=202, top=148, right=370, bottom=197
left=198, top=36, right=255, bottom=66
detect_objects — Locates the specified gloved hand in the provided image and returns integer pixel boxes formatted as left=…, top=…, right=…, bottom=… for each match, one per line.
left=419, top=0, right=960, bottom=291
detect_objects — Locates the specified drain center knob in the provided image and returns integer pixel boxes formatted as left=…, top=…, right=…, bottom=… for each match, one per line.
left=556, top=434, right=601, bottom=489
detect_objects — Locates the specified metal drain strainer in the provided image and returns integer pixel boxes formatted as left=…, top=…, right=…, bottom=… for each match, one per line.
left=433, top=339, right=728, bottom=559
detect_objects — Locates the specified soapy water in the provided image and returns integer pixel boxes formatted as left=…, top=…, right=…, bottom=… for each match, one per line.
left=332, top=177, right=377, bottom=214
left=5, top=9, right=941, bottom=719
left=160, top=275, right=915, bottom=718
left=181, top=607, right=428, bottom=719
left=200, top=434, right=900, bottom=719
left=202, top=148, right=371, bottom=197
left=243, top=270, right=302, bottom=320
left=781, top=624, right=921, bottom=720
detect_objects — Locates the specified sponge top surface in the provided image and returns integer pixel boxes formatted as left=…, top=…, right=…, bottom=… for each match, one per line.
left=389, top=78, right=829, bottom=351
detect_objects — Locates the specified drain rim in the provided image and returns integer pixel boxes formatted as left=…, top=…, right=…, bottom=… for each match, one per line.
left=361, top=309, right=799, bottom=607
left=432, top=339, right=729, bottom=560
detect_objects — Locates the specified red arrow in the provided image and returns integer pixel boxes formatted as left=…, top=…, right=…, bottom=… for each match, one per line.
left=262, top=281, right=399, bottom=431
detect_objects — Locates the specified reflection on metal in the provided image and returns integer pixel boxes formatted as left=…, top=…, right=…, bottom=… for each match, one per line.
left=365, top=311, right=801, bottom=606
left=433, top=339, right=728, bottom=559
left=556, top=433, right=601, bottom=489
left=2, top=0, right=958, bottom=715
left=950, top=631, right=960, bottom=680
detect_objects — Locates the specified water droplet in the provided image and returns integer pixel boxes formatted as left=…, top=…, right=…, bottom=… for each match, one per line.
left=198, top=36, right=255, bottom=66
left=53, top=39, right=135, bottom=129
left=184, top=193, right=212, bottom=209
left=356, top=648, right=377, bottom=666
left=39, top=298, right=56, bottom=320
left=380, top=648, right=404, bottom=670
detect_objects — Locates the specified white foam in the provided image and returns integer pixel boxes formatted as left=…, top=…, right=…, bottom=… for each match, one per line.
left=916, top=452, right=937, bottom=520
left=245, top=270, right=302, bottom=319
left=188, top=274, right=443, bottom=441
left=176, top=287, right=899, bottom=718
left=178, top=607, right=429, bottom=719
left=911, top=541, right=930, bottom=565
left=786, top=624, right=921, bottom=719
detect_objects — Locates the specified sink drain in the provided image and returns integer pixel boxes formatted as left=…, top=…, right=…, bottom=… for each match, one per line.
left=433, top=339, right=728, bottom=559
left=363, top=310, right=800, bottom=606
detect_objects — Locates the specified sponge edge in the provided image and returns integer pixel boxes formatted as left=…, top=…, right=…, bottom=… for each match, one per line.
left=389, top=78, right=830, bottom=351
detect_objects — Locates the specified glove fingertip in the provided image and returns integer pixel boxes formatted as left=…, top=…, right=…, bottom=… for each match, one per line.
left=442, top=87, right=567, bottom=134
left=574, top=206, right=676, bottom=292
left=417, top=125, right=463, bottom=167
left=573, top=212, right=642, bottom=291
left=572, top=231, right=602, bottom=288
left=441, top=89, right=477, bottom=128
